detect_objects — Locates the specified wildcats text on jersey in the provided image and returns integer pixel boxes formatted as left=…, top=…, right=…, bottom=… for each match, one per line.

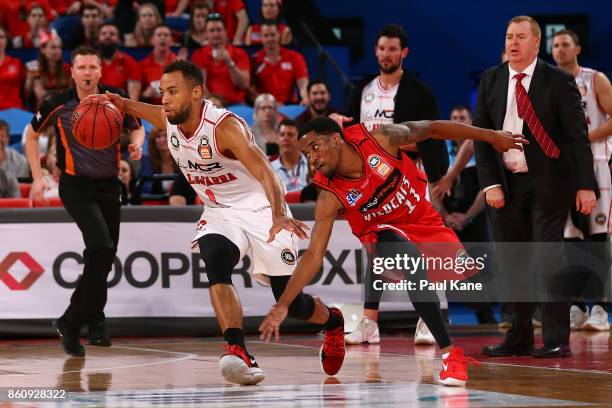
left=362, top=173, right=421, bottom=222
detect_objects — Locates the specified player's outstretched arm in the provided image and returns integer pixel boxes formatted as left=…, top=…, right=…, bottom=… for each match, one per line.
left=374, top=120, right=528, bottom=157
left=259, top=190, right=341, bottom=341
left=217, top=116, right=309, bottom=241
left=90, top=92, right=167, bottom=131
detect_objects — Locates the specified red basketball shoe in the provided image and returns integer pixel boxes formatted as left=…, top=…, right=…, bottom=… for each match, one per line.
left=319, top=307, right=346, bottom=376
left=438, top=346, right=479, bottom=386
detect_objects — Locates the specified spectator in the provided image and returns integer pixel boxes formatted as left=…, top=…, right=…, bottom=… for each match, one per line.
left=140, top=25, right=176, bottom=104
left=118, top=159, right=136, bottom=204
left=3, top=0, right=54, bottom=44
left=0, top=120, right=30, bottom=179
left=251, top=93, right=282, bottom=156
left=13, top=4, right=54, bottom=49
left=245, top=0, right=292, bottom=46
left=295, top=80, right=341, bottom=128
left=142, top=126, right=176, bottom=194
left=0, top=26, right=26, bottom=110
left=99, top=23, right=141, bottom=101
left=213, top=0, right=248, bottom=45
left=251, top=20, right=308, bottom=105
left=65, top=4, right=103, bottom=49
left=34, top=135, right=60, bottom=199
left=84, top=0, right=115, bottom=19
left=180, top=0, right=209, bottom=48
left=270, top=119, right=308, bottom=192
left=192, top=14, right=250, bottom=105
left=124, top=3, right=162, bottom=47
left=0, top=168, right=20, bottom=198
left=24, top=31, right=71, bottom=111
left=169, top=172, right=197, bottom=205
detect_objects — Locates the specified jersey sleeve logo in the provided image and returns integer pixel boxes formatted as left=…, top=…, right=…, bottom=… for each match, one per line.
left=170, top=132, right=180, bottom=150
left=198, top=136, right=212, bottom=159
left=368, top=154, right=391, bottom=177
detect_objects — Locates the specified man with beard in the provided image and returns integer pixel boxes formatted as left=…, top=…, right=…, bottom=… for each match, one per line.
left=140, top=25, right=176, bottom=104
left=295, top=80, right=341, bottom=129
left=99, top=60, right=346, bottom=385
left=98, top=23, right=141, bottom=101
left=343, top=23, right=450, bottom=347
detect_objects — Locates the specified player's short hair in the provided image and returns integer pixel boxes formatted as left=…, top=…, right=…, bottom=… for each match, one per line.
left=71, top=45, right=101, bottom=64
left=278, top=118, right=298, bottom=132
left=553, top=28, right=580, bottom=46
left=298, top=117, right=343, bottom=140
left=307, top=79, right=329, bottom=94
left=164, top=60, right=204, bottom=88
left=376, top=23, right=408, bottom=49
left=507, top=15, right=541, bottom=39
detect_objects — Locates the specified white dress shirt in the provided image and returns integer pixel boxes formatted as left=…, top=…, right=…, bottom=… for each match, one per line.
left=483, top=58, right=538, bottom=192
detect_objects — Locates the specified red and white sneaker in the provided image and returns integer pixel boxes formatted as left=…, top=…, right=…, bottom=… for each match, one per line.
left=438, top=347, right=478, bottom=387
left=319, top=307, right=346, bottom=376
left=219, top=344, right=265, bottom=385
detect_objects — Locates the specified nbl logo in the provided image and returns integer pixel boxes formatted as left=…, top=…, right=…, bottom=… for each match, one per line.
left=281, top=249, right=296, bottom=265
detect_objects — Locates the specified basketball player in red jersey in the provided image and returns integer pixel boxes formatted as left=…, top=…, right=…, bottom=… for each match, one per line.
left=260, top=117, right=527, bottom=386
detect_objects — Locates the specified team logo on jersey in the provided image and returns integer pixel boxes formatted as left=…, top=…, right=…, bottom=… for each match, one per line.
left=368, top=155, right=391, bottom=177
left=346, top=189, right=362, bottom=206
left=364, top=92, right=375, bottom=103
left=196, top=219, right=207, bottom=232
left=595, top=213, right=607, bottom=225
left=170, top=133, right=180, bottom=150
left=281, top=248, right=296, bottom=265
left=198, top=136, right=212, bottom=159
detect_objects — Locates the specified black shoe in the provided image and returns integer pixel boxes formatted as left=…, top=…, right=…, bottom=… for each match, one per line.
left=532, top=344, right=572, bottom=358
left=482, top=342, right=534, bottom=357
left=53, top=317, right=85, bottom=357
left=88, top=318, right=112, bottom=347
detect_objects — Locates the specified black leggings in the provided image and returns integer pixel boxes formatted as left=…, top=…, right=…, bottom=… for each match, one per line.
left=198, top=234, right=315, bottom=321
left=367, top=230, right=451, bottom=348
left=59, top=173, right=121, bottom=328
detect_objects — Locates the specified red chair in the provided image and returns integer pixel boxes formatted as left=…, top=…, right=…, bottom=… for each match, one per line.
left=0, top=198, right=33, bottom=208
left=33, top=197, right=63, bottom=207
left=140, top=199, right=169, bottom=206
left=18, top=183, right=31, bottom=198
left=285, top=191, right=301, bottom=203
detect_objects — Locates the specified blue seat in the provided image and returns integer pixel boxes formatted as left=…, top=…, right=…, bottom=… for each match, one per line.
left=227, top=104, right=254, bottom=126
left=0, top=109, right=34, bottom=144
left=278, top=104, right=306, bottom=119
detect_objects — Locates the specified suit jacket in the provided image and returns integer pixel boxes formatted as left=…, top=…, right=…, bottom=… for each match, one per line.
left=473, top=59, right=595, bottom=212
left=350, top=71, right=449, bottom=183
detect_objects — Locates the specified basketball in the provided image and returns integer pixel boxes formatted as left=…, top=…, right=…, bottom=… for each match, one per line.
left=71, top=98, right=123, bottom=150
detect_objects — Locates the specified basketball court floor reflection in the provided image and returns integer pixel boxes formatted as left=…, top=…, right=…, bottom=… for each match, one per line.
left=0, top=330, right=610, bottom=407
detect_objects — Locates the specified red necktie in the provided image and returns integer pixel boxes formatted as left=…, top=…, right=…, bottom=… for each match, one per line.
left=514, top=73, right=560, bottom=158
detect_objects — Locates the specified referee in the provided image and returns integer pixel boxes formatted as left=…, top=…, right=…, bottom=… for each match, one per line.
left=24, top=46, right=144, bottom=357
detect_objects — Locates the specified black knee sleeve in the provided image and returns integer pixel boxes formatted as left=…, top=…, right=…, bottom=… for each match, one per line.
left=198, top=234, right=240, bottom=286
left=269, top=275, right=316, bottom=320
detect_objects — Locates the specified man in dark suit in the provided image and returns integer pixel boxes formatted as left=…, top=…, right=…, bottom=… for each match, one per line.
left=474, top=15, right=597, bottom=358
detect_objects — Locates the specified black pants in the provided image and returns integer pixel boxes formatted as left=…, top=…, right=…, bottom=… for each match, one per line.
left=367, top=230, right=452, bottom=348
left=59, top=173, right=121, bottom=328
left=493, top=172, right=572, bottom=346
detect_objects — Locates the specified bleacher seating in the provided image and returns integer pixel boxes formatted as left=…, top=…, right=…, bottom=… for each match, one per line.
left=0, top=198, right=33, bottom=208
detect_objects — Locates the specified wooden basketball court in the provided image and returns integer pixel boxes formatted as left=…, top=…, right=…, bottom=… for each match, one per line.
left=0, top=328, right=610, bottom=407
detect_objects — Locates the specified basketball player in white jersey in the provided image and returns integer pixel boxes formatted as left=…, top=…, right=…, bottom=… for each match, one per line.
left=95, top=60, right=346, bottom=385
left=552, top=29, right=612, bottom=331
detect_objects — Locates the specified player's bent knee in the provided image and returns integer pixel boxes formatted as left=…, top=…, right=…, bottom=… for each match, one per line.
left=287, top=292, right=316, bottom=320
left=198, top=234, right=240, bottom=286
